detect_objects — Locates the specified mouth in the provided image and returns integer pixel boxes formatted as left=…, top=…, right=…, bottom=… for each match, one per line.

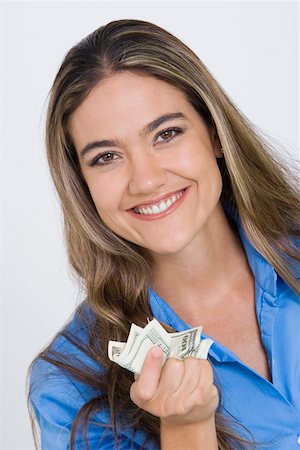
left=128, top=187, right=189, bottom=219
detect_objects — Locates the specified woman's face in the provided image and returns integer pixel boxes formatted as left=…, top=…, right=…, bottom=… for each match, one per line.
left=70, top=71, right=223, bottom=256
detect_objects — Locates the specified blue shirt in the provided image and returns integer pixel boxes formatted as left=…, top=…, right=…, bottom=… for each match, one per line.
left=29, top=206, right=300, bottom=449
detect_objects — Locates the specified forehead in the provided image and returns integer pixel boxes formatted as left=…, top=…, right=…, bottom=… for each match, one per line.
left=69, top=71, right=194, bottom=143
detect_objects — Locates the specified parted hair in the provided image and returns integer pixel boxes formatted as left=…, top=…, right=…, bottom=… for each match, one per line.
left=28, top=19, right=300, bottom=450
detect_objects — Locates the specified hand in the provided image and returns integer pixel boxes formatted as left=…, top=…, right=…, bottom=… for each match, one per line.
left=130, top=346, right=219, bottom=427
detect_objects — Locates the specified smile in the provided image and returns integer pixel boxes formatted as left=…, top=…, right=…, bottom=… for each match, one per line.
left=129, top=188, right=188, bottom=219
left=133, top=190, right=184, bottom=215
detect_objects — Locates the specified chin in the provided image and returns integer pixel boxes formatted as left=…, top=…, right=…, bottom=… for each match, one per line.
left=146, top=236, right=192, bottom=257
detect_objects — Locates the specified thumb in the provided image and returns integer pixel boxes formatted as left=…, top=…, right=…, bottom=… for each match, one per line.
left=130, top=346, right=164, bottom=405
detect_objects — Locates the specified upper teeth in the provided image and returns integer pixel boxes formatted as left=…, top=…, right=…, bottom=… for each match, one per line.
left=133, top=190, right=184, bottom=215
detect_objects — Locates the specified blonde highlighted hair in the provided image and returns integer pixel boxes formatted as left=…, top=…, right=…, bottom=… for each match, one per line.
left=28, top=19, right=299, bottom=449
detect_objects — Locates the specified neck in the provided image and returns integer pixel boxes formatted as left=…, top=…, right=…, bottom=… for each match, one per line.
left=151, top=205, right=252, bottom=311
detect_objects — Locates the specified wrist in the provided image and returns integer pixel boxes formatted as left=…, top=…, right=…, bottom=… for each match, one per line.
left=160, top=416, right=218, bottom=450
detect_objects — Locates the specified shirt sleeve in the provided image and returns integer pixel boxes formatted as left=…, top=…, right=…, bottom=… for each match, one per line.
left=29, top=357, right=148, bottom=450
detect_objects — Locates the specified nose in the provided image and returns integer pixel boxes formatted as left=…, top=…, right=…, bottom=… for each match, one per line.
left=128, top=153, right=167, bottom=195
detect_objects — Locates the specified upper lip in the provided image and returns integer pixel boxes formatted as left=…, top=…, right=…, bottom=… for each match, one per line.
left=128, top=188, right=187, bottom=210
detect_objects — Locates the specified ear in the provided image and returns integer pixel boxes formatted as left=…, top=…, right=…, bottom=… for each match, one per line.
left=209, top=127, right=223, bottom=158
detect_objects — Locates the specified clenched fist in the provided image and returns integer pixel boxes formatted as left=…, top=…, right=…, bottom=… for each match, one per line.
left=130, top=346, right=219, bottom=449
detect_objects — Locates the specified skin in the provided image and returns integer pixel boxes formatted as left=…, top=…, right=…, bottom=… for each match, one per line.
left=70, top=71, right=224, bottom=258
left=69, top=71, right=263, bottom=447
left=130, top=347, right=219, bottom=449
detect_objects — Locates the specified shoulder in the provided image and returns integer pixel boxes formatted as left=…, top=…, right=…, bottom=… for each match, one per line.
left=31, top=300, right=100, bottom=367
left=28, top=301, right=109, bottom=448
left=29, top=300, right=101, bottom=395
left=28, top=301, right=154, bottom=449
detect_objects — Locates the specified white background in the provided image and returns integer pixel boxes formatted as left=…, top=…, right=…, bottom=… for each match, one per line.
left=0, top=1, right=299, bottom=449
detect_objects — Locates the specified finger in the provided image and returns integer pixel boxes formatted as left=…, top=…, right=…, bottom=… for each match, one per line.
left=187, top=359, right=215, bottom=396
left=197, top=359, right=215, bottom=386
left=183, top=360, right=218, bottom=412
left=160, top=358, right=207, bottom=415
left=178, top=357, right=203, bottom=395
left=158, top=357, right=185, bottom=394
left=183, top=381, right=219, bottom=420
left=130, top=346, right=163, bottom=405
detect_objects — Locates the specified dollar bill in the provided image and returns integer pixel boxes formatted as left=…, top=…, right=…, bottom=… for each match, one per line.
left=108, top=319, right=213, bottom=374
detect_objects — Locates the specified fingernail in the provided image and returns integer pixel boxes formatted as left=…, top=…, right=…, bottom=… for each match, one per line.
left=151, top=346, right=162, bottom=358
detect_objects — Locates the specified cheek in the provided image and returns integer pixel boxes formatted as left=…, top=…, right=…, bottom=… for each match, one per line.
left=192, top=156, right=223, bottom=201
left=174, top=141, right=214, bottom=168
left=178, top=148, right=221, bottom=182
left=89, top=184, right=128, bottom=234
left=84, top=170, right=128, bottom=212
left=87, top=182, right=116, bottom=217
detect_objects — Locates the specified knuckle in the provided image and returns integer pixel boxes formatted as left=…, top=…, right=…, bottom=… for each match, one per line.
left=200, top=359, right=214, bottom=379
left=156, top=396, right=171, bottom=419
left=138, top=387, right=154, bottom=402
left=164, top=398, right=187, bottom=417
left=195, top=383, right=219, bottom=407
left=130, top=382, right=153, bottom=404
left=176, top=402, right=188, bottom=416
left=129, top=384, right=140, bottom=406
left=165, top=357, right=183, bottom=370
left=184, top=356, right=199, bottom=367
left=210, top=384, right=219, bottom=401
left=200, top=358, right=213, bottom=371
left=159, top=405, right=169, bottom=419
left=195, top=389, right=206, bottom=406
left=197, top=384, right=212, bottom=404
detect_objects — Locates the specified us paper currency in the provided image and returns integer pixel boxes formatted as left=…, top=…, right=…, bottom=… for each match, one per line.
left=108, top=319, right=214, bottom=374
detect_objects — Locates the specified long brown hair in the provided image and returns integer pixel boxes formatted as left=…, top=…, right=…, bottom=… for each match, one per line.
left=27, top=19, right=300, bottom=449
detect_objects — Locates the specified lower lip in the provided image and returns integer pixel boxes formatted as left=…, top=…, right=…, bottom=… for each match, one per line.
left=127, top=188, right=189, bottom=221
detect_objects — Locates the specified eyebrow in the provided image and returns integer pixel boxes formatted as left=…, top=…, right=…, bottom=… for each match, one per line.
left=79, top=112, right=187, bottom=159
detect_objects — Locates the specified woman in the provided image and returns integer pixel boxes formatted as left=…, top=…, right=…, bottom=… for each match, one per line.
left=27, top=19, right=300, bottom=449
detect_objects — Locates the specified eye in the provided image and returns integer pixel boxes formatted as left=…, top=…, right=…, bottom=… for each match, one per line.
left=89, top=152, right=120, bottom=167
left=155, top=127, right=183, bottom=144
